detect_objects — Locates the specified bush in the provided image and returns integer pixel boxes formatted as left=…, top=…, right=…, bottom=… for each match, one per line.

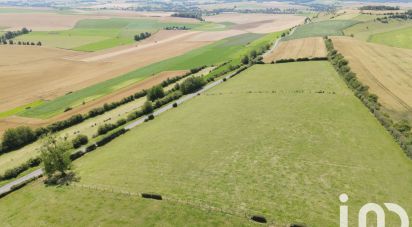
left=145, top=114, right=155, bottom=121
left=180, top=77, right=206, bottom=94
left=241, top=55, right=249, bottom=65
left=147, top=85, right=165, bottom=101
left=97, top=123, right=116, bottom=135
left=153, top=91, right=183, bottom=109
left=142, top=101, right=154, bottom=114
left=72, top=134, right=88, bottom=149
left=116, top=118, right=127, bottom=126
left=1, top=126, right=37, bottom=153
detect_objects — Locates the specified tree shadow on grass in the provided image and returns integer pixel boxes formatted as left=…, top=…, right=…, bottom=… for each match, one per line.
left=44, top=171, right=80, bottom=187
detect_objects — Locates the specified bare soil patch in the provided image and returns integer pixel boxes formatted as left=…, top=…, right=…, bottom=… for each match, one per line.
left=263, top=37, right=327, bottom=63
left=332, top=36, right=412, bottom=120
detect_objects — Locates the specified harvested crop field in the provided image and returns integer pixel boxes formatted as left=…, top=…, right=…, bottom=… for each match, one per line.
left=263, top=37, right=327, bottom=63
left=205, top=13, right=305, bottom=33
left=0, top=31, right=210, bottom=113
left=0, top=13, right=108, bottom=31
left=332, top=36, right=412, bottom=120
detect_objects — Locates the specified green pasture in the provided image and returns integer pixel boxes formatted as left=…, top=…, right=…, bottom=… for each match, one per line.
left=18, top=33, right=264, bottom=119
left=370, top=26, right=412, bottom=49
left=0, top=100, right=44, bottom=119
left=3, top=62, right=411, bottom=225
left=284, top=20, right=358, bottom=40
left=343, top=19, right=412, bottom=41
left=14, top=18, right=227, bottom=51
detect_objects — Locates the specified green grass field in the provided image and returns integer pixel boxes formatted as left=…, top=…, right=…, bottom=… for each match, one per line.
left=0, top=100, right=44, bottom=119
left=14, top=18, right=227, bottom=51
left=284, top=20, right=358, bottom=40
left=343, top=19, right=412, bottom=41
left=370, top=26, right=412, bottom=49
left=18, top=33, right=264, bottom=119
left=2, top=62, right=411, bottom=226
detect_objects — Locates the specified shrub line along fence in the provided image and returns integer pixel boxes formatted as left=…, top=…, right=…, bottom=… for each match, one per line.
left=325, top=37, right=412, bottom=159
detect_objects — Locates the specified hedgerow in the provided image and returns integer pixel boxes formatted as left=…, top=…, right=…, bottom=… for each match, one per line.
left=325, top=37, right=412, bottom=158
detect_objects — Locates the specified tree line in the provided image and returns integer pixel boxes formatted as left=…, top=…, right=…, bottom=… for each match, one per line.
left=359, top=5, right=400, bottom=11
left=172, top=12, right=203, bottom=21
left=164, top=26, right=190, bottom=30
left=325, top=37, right=412, bottom=158
left=0, top=27, right=30, bottom=42
left=134, top=32, right=151, bottom=41
left=0, top=40, right=42, bottom=46
left=0, top=66, right=207, bottom=155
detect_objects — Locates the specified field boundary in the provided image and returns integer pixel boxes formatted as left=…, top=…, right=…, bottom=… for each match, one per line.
left=325, top=38, right=412, bottom=159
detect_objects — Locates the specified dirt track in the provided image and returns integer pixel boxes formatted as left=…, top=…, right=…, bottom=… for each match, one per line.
left=263, top=37, right=327, bottom=63
left=332, top=36, right=412, bottom=119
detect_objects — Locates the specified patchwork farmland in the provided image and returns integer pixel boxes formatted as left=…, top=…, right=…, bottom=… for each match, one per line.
left=1, top=62, right=412, bottom=226
left=1, top=1, right=412, bottom=226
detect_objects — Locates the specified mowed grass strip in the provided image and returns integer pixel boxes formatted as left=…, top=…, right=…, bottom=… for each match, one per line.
left=284, top=20, right=358, bottom=40
left=18, top=33, right=263, bottom=119
left=370, top=26, right=412, bottom=49
left=4, top=62, right=412, bottom=226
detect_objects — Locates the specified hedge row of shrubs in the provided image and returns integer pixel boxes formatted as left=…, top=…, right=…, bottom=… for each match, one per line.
left=72, top=134, right=88, bottom=149
left=274, top=57, right=328, bottom=64
left=0, top=68, right=205, bottom=155
left=325, top=38, right=412, bottom=158
left=96, top=118, right=128, bottom=136
left=0, top=157, right=41, bottom=181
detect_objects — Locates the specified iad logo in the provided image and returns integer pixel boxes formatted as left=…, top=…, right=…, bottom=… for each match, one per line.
left=339, top=194, right=409, bottom=227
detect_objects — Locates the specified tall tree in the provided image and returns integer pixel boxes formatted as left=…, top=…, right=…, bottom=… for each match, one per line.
left=40, top=136, right=72, bottom=177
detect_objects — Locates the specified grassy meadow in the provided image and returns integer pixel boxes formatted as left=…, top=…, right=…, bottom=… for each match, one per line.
left=343, top=19, right=412, bottom=41
left=18, top=33, right=264, bottom=119
left=370, top=26, right=412, bottom=49
left=284, top=20, right=358, bottom=40
left=14, top=18, right=227, bottom=51
left=2, top=62, right=411, bottom=226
